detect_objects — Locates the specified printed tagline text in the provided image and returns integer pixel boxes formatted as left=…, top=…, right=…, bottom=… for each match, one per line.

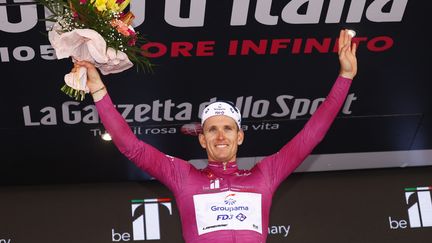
left=90, top=121, right=281, bottom=137
left=1, top=36, right=392, bottom=62
left=111, top=224, right=290, bottom=242
left=141, top=36, right=392, bottom=58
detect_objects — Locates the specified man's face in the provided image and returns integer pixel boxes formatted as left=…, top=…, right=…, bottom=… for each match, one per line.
left=198, top=115, right=244, bottom=163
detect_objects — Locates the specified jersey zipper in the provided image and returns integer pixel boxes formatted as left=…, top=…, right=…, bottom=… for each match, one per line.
left=226, top=172, right=235, bottom=242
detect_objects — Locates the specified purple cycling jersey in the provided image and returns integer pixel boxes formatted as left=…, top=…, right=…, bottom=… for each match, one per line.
left=95, top=76, right=352, bottom=243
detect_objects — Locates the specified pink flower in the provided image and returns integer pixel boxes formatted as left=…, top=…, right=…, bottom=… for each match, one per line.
left=79, top=0, right=87, bottom=4
left=128, top=37, right=136, bottom=46
left=127, top=29, right=135, bottom=36
left=127, top=30, right=137, bottom=46
left=110, top=12, right=136, bottom=37
left=110, top=19, right=130, bottom=36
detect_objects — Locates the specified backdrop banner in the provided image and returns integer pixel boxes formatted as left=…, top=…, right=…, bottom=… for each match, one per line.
left=0, top=1, right=431, bottom=183
left=1, top=166, right=431, bottom=243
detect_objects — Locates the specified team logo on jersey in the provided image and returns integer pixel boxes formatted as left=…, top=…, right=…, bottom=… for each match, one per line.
left=210, top=178, right=220, bottom=189
left=224, top=193, right=236, bottom=205
left=234, top=170, right=252, bottom=177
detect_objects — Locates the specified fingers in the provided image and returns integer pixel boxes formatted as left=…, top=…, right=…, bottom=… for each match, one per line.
left=71, top=60, right=98, bottom=77
left=339, top=40, right=357, bottom=65
left=72, top=63, right=84, bottom=73
left=345, top=29, right=352, bottom=46
left=338, top=29, right=354, bottom=54
left=338, top=29, right=348, bottom=55
left=339, top=43, right=349, bottom=62
left=338, top=29, right=344, bottom=53
left=352, top=42, right=357, bottom=56
left=71, top=62, right=82, bottom=73
left=75, top=60, right=95, bottom=69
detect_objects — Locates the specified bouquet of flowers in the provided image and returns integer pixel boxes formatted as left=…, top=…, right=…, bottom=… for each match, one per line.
left=36, top=0, right=152, bottom=101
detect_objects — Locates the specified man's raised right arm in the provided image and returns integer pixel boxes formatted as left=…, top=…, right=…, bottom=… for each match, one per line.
left=74, top=61, right=138, bottom=154
left=74, top=61, right=191, bottom=191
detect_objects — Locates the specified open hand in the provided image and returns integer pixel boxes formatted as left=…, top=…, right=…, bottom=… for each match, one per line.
left=338, top=29, right=358, bottom=79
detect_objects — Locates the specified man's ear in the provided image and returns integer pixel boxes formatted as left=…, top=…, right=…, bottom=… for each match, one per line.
left=237, top=129, right=244, bottom=145
left=198, top=133, right=207, bottom=149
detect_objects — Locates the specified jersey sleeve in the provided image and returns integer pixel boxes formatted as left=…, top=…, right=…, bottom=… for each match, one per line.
left=257, top=76, right=352, bottom=189
left=95, top=94, right=191, bottom=192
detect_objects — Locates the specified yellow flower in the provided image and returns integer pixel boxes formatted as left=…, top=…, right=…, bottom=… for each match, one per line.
left=106, top=0, right=120, bottom=11
left=118, top=0, right=130, bottom=12
left=91, top=0, right=108, bottom=12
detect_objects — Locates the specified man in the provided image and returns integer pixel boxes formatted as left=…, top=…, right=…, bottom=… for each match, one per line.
left=75, top=29, right=357, bottom=242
